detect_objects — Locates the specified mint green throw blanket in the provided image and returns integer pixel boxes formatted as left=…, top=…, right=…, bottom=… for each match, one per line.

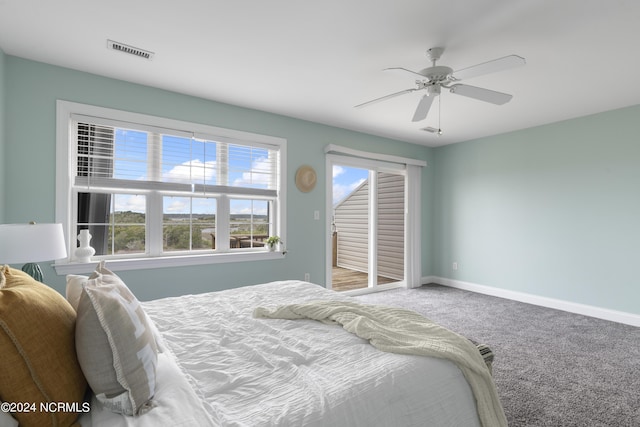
left=254, top=300, right=507, bottom=427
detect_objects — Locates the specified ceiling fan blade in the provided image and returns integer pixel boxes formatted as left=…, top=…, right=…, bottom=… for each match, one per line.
left=383, top=67, right=427, bottom=79
left=354, top=88, right=417, bottom=108
left=449, top=84, right=513, bottom=105
left=452, top=55, right=525, bottom=81
left=411, top=94, right=436, bottom=122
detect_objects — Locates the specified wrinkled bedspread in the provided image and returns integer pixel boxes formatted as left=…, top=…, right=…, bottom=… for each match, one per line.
left=140, top=280, right=484, bottom=427
left=254, top=300, right=506, bottom=427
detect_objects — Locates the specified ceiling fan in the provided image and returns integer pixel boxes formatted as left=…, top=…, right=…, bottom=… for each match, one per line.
left=355, top=47, right=526, bottom=124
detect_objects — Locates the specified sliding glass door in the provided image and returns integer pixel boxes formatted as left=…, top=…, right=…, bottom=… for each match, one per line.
left=328, top=156, right=406, bottom=293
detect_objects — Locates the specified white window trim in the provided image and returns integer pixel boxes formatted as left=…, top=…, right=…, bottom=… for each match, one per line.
left=55, top=100, right=287, bottom=275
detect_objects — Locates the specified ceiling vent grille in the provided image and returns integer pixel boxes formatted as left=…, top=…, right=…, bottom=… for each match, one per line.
left=420, top=126, right=442, bottom=135
left=107, top=40, right=154, bottom=60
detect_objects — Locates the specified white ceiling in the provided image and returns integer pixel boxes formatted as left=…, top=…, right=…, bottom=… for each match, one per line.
left=1, top=0, right=639, bottom=147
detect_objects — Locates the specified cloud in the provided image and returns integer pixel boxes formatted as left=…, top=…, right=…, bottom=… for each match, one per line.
left=192, top=198, right=216, bottom=214
left=164, top=160, right=217, bottom=183
left=230, top=205, right=268, bottom=216
left=333, top=165, right=345, bottom=178
left=164, top=198, right=189, bottom=213
left=232, top=157, right=273, bottom=187
left=114, top=194, right=146, bottom=213
left=162, top=197, right=216, bottom=215
left=333, top=178, right=366, bottom=206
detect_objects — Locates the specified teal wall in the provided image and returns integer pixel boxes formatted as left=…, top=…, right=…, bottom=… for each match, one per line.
left=2, top=54, right=638, bottom=317
left=431, top=105, right=640, bottom=315
left=0, top=48, right=5, bottom=222
left=2, top=56, right=430, bottom=300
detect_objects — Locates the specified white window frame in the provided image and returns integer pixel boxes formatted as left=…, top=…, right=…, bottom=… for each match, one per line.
left=54, top=100, right=286, bottom=274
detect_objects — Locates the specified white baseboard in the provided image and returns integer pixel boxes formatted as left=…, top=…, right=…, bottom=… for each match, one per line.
left=422, top=276, right=640, bottom=327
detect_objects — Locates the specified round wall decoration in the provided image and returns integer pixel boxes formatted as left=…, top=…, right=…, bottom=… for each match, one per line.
left=295, top=165, right=317, bottom=193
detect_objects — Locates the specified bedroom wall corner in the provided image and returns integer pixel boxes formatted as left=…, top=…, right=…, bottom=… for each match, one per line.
left=421, top=148, right=435, bottom=278
left=431, top=104, right=640, bottom=317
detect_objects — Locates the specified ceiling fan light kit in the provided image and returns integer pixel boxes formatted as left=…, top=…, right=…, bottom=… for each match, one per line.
left=427, top=85, right=441, bottom=96
left=356, top=47, right=526, bottom=133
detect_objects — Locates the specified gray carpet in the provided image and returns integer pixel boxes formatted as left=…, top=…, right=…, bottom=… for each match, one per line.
left=353, top=284, right=640, bottom=427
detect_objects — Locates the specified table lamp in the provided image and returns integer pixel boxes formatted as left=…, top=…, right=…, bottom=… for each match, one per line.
left=0, top=222, right=67, bottom=282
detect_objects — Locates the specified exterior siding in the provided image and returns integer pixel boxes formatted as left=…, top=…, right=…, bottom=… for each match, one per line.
left=335, top=180, right=369, bottom=274
left=334, top=173, right=404, bottom=280
left=377, top=173, right=404, bottom=280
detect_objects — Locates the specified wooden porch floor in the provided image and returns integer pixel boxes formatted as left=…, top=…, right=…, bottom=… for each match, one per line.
left=331, top=266, right=397, bottom=292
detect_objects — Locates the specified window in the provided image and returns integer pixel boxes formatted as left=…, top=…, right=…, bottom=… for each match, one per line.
left=56, top=101, right=286, bottom=273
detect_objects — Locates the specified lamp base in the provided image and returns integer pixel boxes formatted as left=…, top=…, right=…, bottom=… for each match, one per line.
left=22, top=263, right=44, bottom=282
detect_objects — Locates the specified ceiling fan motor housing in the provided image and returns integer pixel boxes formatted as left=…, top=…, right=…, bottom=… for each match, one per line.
left=418, top=65, right=453, bottom=83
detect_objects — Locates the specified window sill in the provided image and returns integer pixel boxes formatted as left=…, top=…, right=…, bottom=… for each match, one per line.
left=53, top=250, right=286, bottom=275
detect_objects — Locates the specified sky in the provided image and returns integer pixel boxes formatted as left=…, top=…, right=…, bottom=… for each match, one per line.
left=109, top=129, right=272, bottom=216
left=332, top=165, right=368, bottom=206
left=103, top=128, right=370, bottom=217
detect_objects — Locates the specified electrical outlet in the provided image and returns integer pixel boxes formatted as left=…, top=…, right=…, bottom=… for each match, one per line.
left=304, top=273, right=310, bottom=281
left=452, top=262, right=458, bottom=271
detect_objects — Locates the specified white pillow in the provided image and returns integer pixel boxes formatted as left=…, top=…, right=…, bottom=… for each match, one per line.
left=66, top=273, right=89, bottom=311
left=86, top=352, right=215, bottom=426
left=75, top=261, right=158, bottom=415
left=68, top=272, right=166, bottom=352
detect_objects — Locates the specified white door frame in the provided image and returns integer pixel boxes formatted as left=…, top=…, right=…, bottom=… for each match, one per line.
left=326, top=153, right=419, bottom=294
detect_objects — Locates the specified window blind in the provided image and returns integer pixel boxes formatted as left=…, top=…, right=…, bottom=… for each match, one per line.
left=73, top=118, right=279, bottom=198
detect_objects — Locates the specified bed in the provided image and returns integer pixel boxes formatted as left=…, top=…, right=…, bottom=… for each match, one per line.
left=0, top=263, right=506, bottom=427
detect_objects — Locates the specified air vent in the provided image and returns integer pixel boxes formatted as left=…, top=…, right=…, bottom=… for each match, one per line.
left=107, top=40, right=154, bottom=60
left=420, top=126, right=442, bottom=135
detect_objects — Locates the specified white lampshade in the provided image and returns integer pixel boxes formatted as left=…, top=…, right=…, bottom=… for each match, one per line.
left=0, top=223, right=68, bottom=264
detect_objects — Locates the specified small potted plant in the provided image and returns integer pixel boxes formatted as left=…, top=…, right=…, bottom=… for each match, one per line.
left=265, top=235, right=281, bottom=251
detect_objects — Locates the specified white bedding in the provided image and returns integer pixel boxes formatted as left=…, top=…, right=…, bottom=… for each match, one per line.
left=254, top=300, right=505, bottom=427
left=83, top=280, right=482, bottom=426
left=79, top=351, right=214, bottom=427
